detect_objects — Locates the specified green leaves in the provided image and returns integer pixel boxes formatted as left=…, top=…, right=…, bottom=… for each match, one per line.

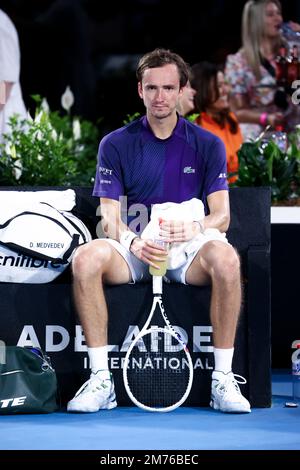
left=123, top=112, right=141, bottom=125
left=235, top=135, right=300, bottom=203
left=186, top=113, right=200, bottom=123
left=0, top=96, right=100, bottom=186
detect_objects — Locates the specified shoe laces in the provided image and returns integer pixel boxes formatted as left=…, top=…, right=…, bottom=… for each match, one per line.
left=74, top=374, right=111, bottom=398
left=214, top=372, right=247, bottom=398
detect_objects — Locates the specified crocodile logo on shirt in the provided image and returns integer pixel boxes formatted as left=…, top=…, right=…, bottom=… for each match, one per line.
left=183, top=166, right=195, bottom=174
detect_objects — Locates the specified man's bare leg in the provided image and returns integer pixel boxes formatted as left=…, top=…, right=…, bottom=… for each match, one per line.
left=67, top=239, right=132, bottom=413
left=186, top=240, right=250, bottom=413
left=72, top=239, right=132, bottom=347
left=186, top=240, right=241, bottom=349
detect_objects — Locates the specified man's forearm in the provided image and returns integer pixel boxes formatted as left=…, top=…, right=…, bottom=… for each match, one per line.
left=100, top=198, right=140, bottom=249
left=201, top=211, right=230, bottom=233
left=101, top=214, right=139, bottom=250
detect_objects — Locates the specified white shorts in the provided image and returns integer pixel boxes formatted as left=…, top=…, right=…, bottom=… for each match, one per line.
left=105, top=232, right=229, bottom=285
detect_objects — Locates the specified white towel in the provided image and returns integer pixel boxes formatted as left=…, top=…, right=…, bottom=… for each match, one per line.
left=141, top=198, right=228, bottom=269
left=0, top=189, right=76, bottom=221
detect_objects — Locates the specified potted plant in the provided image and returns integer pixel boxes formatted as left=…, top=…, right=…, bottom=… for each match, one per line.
left=0, top=89, right=101, bottom=186
left=234, top=127, right=300, bottom=206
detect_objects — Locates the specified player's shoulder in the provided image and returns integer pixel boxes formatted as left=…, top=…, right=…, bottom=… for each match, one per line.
left=184, top=118, right=224, bottom=149
left=101, top=117, right=143, bottom=148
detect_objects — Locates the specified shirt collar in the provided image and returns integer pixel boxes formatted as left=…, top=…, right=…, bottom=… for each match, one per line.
left=141, top=113, right=186, bottom=141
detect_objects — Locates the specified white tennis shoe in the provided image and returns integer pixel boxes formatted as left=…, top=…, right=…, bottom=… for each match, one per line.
left=67, top=371, right=117, bottom=413
left=210, top=371, right=251, bottom=413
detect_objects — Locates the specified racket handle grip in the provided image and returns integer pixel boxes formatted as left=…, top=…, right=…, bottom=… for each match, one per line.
left=152, top=275, right=163, bottom=295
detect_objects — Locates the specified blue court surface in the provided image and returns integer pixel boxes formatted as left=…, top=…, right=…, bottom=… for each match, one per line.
left=0, top=370, right=299, bottom=461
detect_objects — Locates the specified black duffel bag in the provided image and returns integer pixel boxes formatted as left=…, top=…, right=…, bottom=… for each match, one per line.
left=0, top=346, right=58, bottom=414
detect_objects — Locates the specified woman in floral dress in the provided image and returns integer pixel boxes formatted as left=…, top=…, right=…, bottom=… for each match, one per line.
left=225, top=0, right=288, bottom=141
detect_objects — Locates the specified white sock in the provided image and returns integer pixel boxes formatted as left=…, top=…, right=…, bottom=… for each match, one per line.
left=88, top=346, right=109, bottom=375
left=213, top=347, right=234, bottom=375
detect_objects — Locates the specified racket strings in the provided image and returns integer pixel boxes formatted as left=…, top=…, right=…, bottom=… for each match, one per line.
left=126, top=330, right=192, bottom=409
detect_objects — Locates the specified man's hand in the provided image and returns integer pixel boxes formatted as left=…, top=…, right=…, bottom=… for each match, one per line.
left=130, top=238, right=168, bottom=270
left=158, top=220, right=203, bottom=243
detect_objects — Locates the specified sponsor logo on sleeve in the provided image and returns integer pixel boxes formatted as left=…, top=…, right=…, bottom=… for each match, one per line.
left=99, top=166, right=113, bottom=176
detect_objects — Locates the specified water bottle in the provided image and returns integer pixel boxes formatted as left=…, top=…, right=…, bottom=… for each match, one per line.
left=292, top=344, right=300, bottom=406
left=149, top=239, right=169, bottom=276
left=149, top=218, right=169, bottom=277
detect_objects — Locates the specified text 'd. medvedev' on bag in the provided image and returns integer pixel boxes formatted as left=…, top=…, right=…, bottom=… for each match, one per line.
left=0, top=189, right=91, bottom=283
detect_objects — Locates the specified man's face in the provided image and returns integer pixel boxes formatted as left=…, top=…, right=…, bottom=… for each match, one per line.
left=138, top=64, right=182, bottom=120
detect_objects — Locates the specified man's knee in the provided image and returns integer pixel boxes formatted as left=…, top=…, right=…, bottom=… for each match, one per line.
left=204, top=241, right=240, bottom=282
left=72, top=240, right=112, bottom=280
left=215, top=245, right=240, bottom=283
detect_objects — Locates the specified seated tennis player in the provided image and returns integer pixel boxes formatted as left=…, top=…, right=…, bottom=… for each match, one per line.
left=67, top=48, right=251, bottom=414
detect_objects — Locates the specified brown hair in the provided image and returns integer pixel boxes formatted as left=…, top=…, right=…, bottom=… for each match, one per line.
left=191, top=61, right=238, bottom=134
left=136, top=48, right=190, bottom=88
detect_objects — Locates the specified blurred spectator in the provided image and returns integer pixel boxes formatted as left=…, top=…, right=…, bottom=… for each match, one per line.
left=225, top=0, right=291, bottom=141
left=177, top=79, right=196, bottom=117
left=0, top=8, right=26, bottom=143
left=191, top=62, right=242, bottom=183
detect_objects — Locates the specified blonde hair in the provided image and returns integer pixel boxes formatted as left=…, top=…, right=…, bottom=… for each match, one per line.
left=241, top=0, right=283, bottom=79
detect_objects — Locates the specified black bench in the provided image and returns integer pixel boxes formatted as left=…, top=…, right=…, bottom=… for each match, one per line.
left=0, top=186, right=271, bottom=407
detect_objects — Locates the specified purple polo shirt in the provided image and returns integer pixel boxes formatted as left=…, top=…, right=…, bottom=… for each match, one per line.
left=93, top=115, right=228, bottom=227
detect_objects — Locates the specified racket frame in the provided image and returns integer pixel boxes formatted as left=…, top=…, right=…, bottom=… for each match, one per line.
left=123, top=276, right=194, bottom=412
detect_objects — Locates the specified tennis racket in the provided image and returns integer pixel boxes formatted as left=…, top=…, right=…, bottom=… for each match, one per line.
left=123, top=275, right=194, bottom=412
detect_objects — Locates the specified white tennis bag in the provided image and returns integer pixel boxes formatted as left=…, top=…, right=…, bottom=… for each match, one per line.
left=0, top=190, right=92, bottom=283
